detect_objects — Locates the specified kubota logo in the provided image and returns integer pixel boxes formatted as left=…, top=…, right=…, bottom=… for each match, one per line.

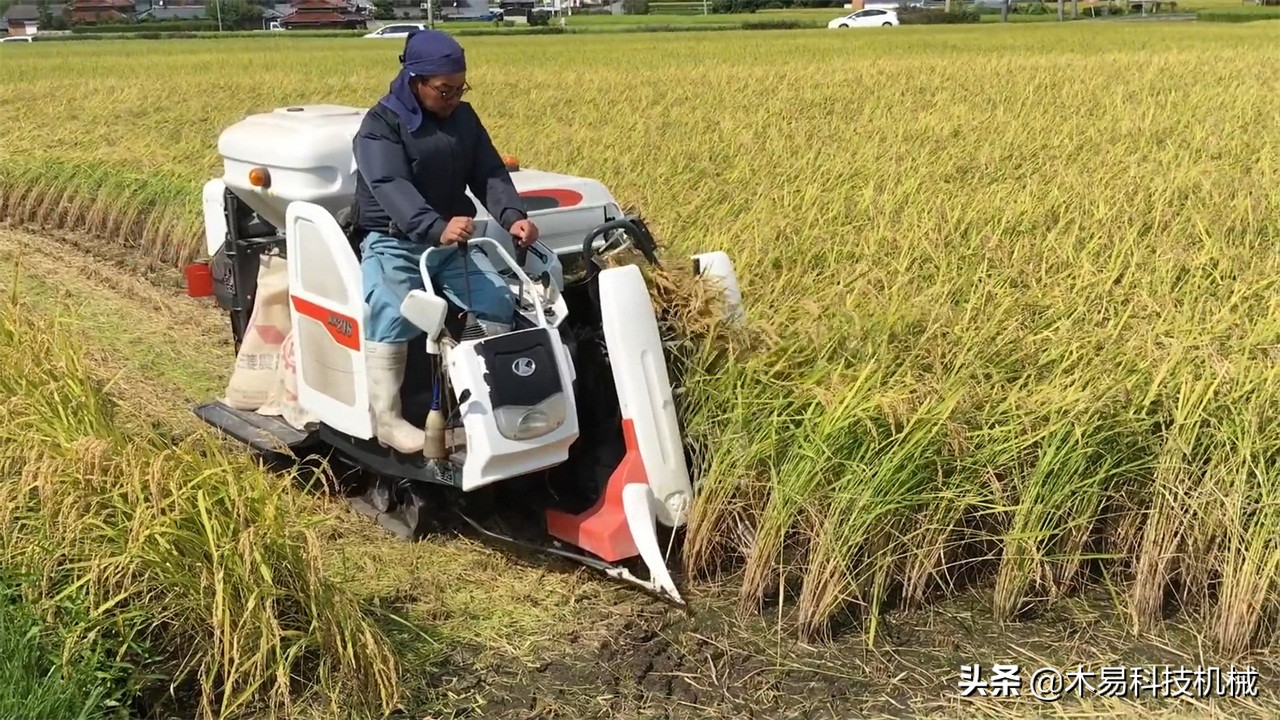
left=512, top=357, right=536, bottom=377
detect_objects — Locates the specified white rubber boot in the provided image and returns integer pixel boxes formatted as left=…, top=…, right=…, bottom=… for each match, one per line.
left=365, top=340, right=424, bottom=454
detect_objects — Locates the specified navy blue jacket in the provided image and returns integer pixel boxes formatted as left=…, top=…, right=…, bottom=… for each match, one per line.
left=351, top=101, right=527, bottom=246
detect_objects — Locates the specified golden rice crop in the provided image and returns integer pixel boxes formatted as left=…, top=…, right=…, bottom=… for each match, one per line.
left=0, top=292, right=401, bottom=718
left=2, top=23, right=1279, bottom=653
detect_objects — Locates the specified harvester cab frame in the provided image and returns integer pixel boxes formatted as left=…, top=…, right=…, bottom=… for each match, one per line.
left=186, top=104, right=745, bottom=606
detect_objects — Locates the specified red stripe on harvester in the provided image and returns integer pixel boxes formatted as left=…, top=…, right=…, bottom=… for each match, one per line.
left=290, top=295, right=360, bottom=351
left=519, top=188, right=584, bottom=208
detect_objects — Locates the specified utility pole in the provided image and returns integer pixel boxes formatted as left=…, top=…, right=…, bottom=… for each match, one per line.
left=215, top=0, right=222, bottom=30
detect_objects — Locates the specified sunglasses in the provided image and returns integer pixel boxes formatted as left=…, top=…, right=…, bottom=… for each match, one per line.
left=415, top=78, right=471, bottom=100
left=431, top=82, right=471, bottom=99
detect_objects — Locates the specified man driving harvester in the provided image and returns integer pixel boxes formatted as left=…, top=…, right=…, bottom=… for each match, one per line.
left=351, top=29, right=540, bottom=455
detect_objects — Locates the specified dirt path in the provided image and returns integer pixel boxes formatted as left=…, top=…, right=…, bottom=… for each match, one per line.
left=3, top=221, right=1279, bottom=720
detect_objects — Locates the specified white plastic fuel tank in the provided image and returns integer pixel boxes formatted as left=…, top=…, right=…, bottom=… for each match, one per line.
left=218, top=104, right=365, bottom=231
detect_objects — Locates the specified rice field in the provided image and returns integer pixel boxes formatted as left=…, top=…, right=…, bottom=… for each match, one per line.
left=2, top=18, right=1279, bottom=672
left=0, top=291, right=401, bottom=718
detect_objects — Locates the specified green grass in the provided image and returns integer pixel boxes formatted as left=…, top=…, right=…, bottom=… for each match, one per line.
left=1196, top=5, right=1280, bottom=18
left=0, top=577, right=126, bottom=720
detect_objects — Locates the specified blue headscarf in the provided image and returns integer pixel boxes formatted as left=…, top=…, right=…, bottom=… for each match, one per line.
left=379, top=29, right=467, bottom=133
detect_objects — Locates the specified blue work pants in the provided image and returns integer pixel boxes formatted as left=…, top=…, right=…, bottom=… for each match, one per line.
left=359, top=229, right=516, bottom=343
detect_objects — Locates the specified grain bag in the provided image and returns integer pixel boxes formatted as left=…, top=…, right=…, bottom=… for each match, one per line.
left=224, top=253, right=290, bottom=411
left=257, top=327, right=319, bottom=431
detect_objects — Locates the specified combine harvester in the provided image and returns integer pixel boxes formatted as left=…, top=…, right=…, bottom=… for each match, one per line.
left=184, top=104, right=745, bottom=605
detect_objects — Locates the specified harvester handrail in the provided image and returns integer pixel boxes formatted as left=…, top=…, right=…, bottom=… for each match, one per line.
left=420, top=236, right=548, bottom=329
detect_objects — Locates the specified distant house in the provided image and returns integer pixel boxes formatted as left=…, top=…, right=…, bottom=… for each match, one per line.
left=2, top=3, right=67, bottom=34
left=1, top=5, right=39, bottom=35
left=133, top=4, right=206, bottom=20
left=133, top=1, right=290, bottom=28
left=66, top=0, right=137, bottom=23
left=132, top=0, right=205, bottom=11
left=258, top=6, right=289, bottom=26
left=280, top=0, right=367, bottom=28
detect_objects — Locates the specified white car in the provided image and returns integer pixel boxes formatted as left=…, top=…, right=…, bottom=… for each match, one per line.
left=0, top=35, right=35, bottom=42
left=828, top=9, right=899, bottom=27
left=363, top=23, right=428, bottom=38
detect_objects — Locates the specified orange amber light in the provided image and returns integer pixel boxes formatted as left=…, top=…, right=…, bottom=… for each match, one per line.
left=248, top=167, right=271, bottom=188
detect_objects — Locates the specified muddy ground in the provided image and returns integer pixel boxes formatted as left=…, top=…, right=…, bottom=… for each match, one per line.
left=2, top=221, right=1278, bottom=720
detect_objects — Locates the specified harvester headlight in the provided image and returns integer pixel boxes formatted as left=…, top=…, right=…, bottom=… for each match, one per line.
left=494, top=393, right=565, bottom=441
left=501, top=154, right=520, bottom=171
left=248, top=166, right=271, bottom=188
left=519, top=409, right=551, bottom=434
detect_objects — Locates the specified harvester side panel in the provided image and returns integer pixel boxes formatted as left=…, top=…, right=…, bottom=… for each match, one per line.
left=284, top=200, right=374, bottom=440
left=203, top=179, right=229, bottom=258
left=597, top=264, right=692, bottom=528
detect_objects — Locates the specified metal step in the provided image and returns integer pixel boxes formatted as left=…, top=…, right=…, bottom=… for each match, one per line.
left=193, top=400, right=314, bottom=455
left=317, top=424, right=461, bottom=489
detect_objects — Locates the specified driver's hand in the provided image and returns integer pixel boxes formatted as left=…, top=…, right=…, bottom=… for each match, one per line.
left=509, top=219, right=539, bottom=248
left=440, top=217, right=474, bottom=246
